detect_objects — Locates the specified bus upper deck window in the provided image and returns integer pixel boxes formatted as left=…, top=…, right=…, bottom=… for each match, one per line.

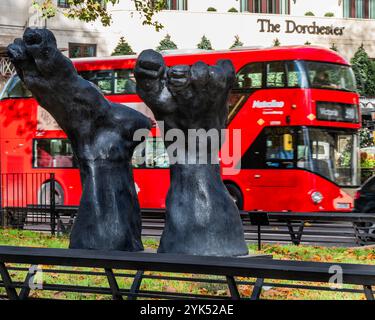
left=234, top=63, right=263, bottom=90
left=114, top=70, right=137, bottom=94
left=79, top=69, right=137, bottom=95
left=266, top=62, right=286, bottom=88
left=286, top=61, right=306, bottom=88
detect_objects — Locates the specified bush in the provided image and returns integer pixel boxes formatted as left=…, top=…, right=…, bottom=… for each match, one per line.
left=230, top=35, right=244, bottom=49
left=330, top=43, right=338, bottom=52
left=305, top=11, right=315, bottom=16
left=111, top=37, right=135, bottom=56
left=324, top=12, right=334, bottom=17
left=156, top=34, right=178, bottom=51
left=304, top=41, right=311, bottom=45
left=207, top=7, right=217, bottom=12
left=273, top=38, right=281, bottom=47
left=197, top=35, right=213, bottom=50
left=228, top=7, right=238, bottom=13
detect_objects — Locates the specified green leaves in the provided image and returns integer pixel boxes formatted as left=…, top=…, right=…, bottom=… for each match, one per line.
left=351, top=44, right=375, bottom=97
left=156, top=34, right=178, bottom=51
left=230, top=35, right=243, bottom=49
left=112, top=36, right=136, bottom=55
left=32, top=0, right=165, bottom=30
left=197, top=35, right=213, bottom=50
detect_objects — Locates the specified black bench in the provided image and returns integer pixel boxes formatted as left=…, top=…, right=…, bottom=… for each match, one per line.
left=0, top=246, right=373, bottom=300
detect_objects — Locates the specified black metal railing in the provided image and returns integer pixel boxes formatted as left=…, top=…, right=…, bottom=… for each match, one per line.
left=0, top=173, right=56, bottom=234
left=0, top=246, right=374, bottom=300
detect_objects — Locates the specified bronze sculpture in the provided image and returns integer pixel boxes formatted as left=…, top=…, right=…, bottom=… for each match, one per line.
left=8, top=28, right=151, bottom=251
left=135, top=50, right=248, bottom=256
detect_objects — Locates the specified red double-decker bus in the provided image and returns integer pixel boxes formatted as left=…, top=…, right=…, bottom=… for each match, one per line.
left=0, top=46, right=361, bottom=212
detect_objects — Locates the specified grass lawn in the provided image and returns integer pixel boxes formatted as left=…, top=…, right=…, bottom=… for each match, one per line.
left=0, top=228, right=374, bottom=300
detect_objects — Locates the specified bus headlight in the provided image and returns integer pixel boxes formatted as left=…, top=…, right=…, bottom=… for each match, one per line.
left=311, top=191, right=323, bottom=204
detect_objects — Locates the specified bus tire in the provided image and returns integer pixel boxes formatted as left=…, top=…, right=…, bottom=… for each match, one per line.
left=225, top=183, right=244, bottom=210
left=38, top=181, right=64, bottom=206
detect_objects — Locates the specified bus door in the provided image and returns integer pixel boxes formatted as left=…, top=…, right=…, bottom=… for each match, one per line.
left=240, top=127, right=299, bottom=211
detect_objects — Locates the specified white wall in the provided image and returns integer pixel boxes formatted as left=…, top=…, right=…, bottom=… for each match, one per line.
left=105, top=10, right=375, bottom=60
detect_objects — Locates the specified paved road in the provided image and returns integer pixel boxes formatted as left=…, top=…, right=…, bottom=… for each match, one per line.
left=23, top=212, right=375, bottom=247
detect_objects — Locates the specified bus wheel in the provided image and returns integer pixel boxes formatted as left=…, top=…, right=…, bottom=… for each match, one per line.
left=225, top=183, right=243, bottom=210
left=38, top=181, right=64, bottom=206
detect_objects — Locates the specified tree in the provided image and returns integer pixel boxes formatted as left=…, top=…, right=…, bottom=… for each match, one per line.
left=33, top=0, right=166, bottom=30
left=156, top=34, right=178, bottom=51
left=304, top=41, right=311, bottom=45
left=197, top=35, right=213, bottom=50
left=112, top=36, right=135, bottom=55
left=350, top=45, right=375, bottom=96
left=360, top=128, right=374, bottom=148
left=230, top=35, right=243, bottom=49
left=273, top=38, right=281, bottom=47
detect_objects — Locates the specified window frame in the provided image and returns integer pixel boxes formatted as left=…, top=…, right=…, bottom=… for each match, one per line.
left=233, top=60, right=307, bottom=93
left=57, top=0, right=70, bottom=8
left=69, top=43, right=97, bottom=58
left=32, top=138, right=78, bottom=169
left=79, top=68, right=138, bottom=96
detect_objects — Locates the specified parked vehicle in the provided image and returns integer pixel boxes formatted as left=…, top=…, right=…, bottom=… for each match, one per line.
left=355, top=176, right=375, bottom=213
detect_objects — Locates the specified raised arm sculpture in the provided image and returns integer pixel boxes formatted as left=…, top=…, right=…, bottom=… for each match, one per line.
left=8, top=28, right=151, bottom=251
left=135, top=50, right=248, bottom=256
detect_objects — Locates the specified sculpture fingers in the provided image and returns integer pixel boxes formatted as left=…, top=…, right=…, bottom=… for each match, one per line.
left=190, top=61, right=209, bottom=90
left=207, top=65, right=227, bottom=95
left=7, top=38, right=38, bottom=83
left=135, top=49, right=166, bottom=93
left=22, top=28, right=63, bottom=77
left=167, top=65, right=191, bottom=94
left=217, top=59, right=236, bottom=89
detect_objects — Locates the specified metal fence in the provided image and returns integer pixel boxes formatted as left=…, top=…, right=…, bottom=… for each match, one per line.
left=0, top=173, right=56, bottom=234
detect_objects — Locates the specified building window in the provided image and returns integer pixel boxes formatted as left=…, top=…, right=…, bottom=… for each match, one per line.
left=165, top=0, right=188, bottom=10
left=343, top=0, right=375, bottom=19
left=240, top=0, right=290, bottom=14
left=57, top=0, right=70, bottom=8
left=69, top=43, right=97, bottom=58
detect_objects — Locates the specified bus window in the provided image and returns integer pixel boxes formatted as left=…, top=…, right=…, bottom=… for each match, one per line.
left=1, top=75, right=32, bottom=99
left=234, top=63, right=263, bottom=90
left=305, top=61, right=356, bottom=92
left=266, top=61, right=286, bottom=88
left=286, top=61, right=306, bottom=88
left=33, top=139, right=77, bottom=168
left=79, top=69, right=137, bottom=95
left=132, top=137, right=169, bottom=169
left=265, top=129, right=294, bottom=168
left=240, top=127, right=296, bottom=169
left=114, top=70, right=137, bottom=94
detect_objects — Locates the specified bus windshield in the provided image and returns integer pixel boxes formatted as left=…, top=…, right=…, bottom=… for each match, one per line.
left=305, top=61, right=356, bottom=92
left=244, top=126, right=360, bottom=187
